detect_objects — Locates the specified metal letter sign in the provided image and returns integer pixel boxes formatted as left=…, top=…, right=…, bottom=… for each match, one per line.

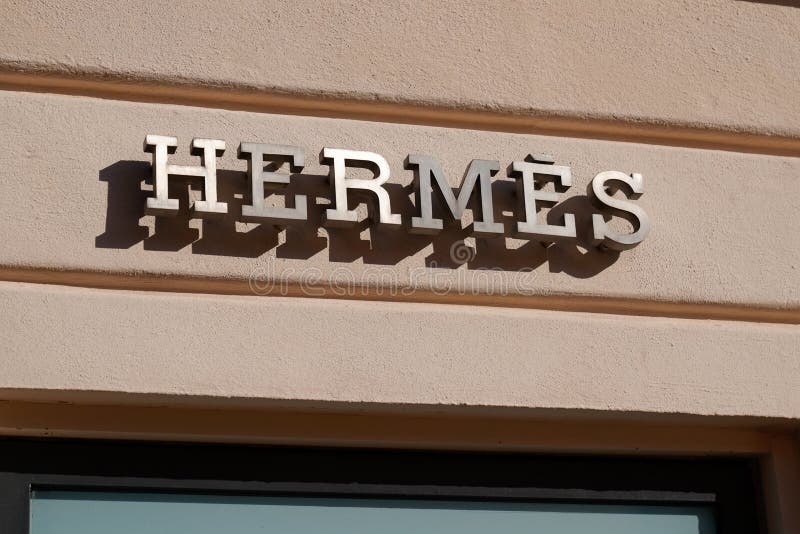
left=588, top=171, right=651, bottom=250
left=142, top=135, right=651, bottom=254
left=239, top=143, right=307, bottom=224
left=322, top=148, right=402, bottom=228
left=510, top=155, right=577, bottom=243
left=144, top=135, right=227, bottom=218
left=406, top=155, right=503, bottom=237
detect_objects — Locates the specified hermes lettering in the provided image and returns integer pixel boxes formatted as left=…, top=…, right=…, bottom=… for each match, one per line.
left=144, top=135, right=650, bottom=251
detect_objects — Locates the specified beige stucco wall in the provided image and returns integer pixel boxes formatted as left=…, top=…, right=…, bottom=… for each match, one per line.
left=1, top=91, right=798, bottom=313
left=0, top=0, right=798, bottom=529
left=1, top=0, right=798, bottom=137
left=3, top=281, right=800, bottom=419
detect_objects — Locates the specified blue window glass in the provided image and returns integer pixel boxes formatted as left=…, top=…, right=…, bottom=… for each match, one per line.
left=30, top=490, right=715, bottom=534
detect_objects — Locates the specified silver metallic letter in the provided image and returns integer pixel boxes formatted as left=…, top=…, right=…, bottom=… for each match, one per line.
left=143, top=135, right=227, bottom=217
left=238, top=143, right=307, bottom=224
left=322, top=148, right=402, bottom=228
left=588, top=171, right=651, bottom=251
left=510, top=155, right=576, bottom=243
left=406, top=155, right=503, bottom=237
left=143, top=134, right=179, bottom=215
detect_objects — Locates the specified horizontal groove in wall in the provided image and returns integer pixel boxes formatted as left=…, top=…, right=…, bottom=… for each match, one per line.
left=0, top=69, right=798, bottom=157
left=0, top=399, right=785, bottom=454
left=1, top=267, right=798, bottom=325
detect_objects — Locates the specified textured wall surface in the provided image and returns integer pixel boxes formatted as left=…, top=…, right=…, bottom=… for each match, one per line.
left=1, top=91, right=798, bottom=309
left=3, top=281, right=799, bottom=419
left=1, top=2, right=799, bottom=530
left=0, top=2, right=797, bottom=432
left=1, top=0, right=798, bottom=136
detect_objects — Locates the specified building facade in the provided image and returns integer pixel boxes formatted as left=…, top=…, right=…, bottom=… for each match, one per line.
left=0, top=1, right=798, bottom=533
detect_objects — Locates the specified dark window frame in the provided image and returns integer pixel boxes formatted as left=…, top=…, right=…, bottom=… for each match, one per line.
left=0, top=438, right=766, bottom=533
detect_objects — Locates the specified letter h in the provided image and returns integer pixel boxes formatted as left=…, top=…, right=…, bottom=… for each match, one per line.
left=143, top=134, right=227, bottom=217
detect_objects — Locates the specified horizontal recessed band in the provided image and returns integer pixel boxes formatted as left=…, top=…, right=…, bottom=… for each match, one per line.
left=2, top=266, right=798, bottom=325
left=0, top=66, right=798, bottom=157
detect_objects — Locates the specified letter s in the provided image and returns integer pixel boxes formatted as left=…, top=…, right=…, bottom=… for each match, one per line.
left=588, top=171, right=651, bottom=251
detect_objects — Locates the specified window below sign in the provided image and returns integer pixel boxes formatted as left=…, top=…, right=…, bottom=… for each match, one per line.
left=30, top=491, right=715, bottom=534
left=0, top=439, right=765, bottom=534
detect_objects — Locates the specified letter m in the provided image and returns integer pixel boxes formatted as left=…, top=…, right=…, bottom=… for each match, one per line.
left=406, top=155, right=503, bottom=237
